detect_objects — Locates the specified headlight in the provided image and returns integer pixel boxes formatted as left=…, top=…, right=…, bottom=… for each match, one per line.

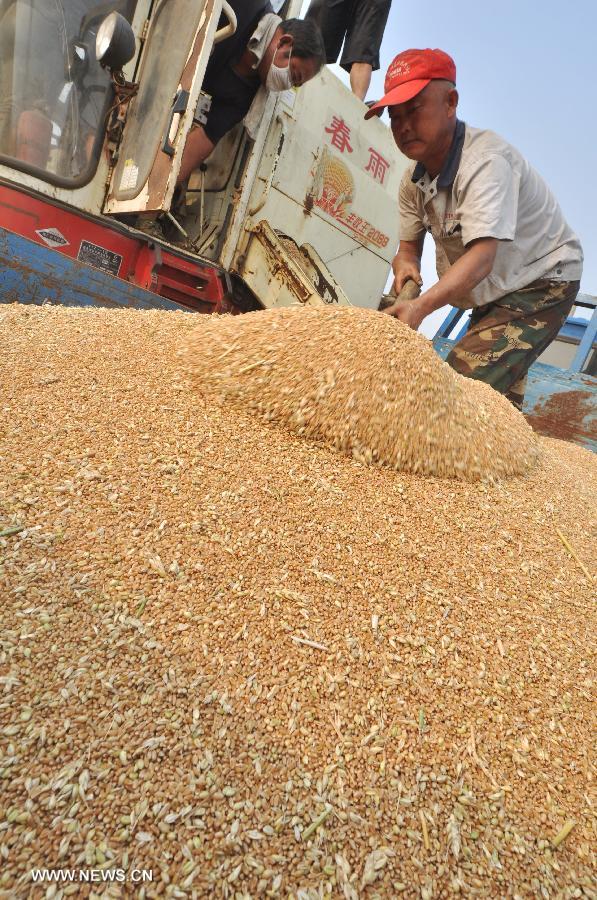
left=96, top=12, right=136, bottom=71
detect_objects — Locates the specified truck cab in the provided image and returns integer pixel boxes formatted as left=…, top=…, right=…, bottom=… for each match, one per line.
left=0, top=0, right=409, bottom=312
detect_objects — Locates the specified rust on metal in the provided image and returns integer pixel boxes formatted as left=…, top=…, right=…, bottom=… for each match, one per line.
left=309, top=265, right=339, bottom=305
left=526, top=388, right=596, bottom=446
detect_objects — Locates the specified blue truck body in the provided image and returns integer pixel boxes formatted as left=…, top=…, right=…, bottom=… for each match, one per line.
left=432, top=296, right=597, bottom=453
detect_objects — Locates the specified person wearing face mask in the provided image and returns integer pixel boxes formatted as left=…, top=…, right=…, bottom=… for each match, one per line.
left=176, top=2, right=326, bottom=187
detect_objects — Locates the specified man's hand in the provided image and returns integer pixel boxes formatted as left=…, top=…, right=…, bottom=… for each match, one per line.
left=392, top=239, right=424, bottom=294
left=383, top=297, right=428, bottom=331
left=392, top=256, right=423, bottom=294
left=386, top=237, right=500, bottom=332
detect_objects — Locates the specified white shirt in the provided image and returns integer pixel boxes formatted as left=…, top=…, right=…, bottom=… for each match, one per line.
left=398, top=122, right=583, bottom=309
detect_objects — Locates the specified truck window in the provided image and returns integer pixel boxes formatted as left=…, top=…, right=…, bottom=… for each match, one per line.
left=0, top=0, right=136, bottom=187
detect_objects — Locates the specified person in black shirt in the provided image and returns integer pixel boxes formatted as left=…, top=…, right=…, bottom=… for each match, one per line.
left=306, top=0, right=392, bottom=101
left=177, top=2, right=325, bottom=185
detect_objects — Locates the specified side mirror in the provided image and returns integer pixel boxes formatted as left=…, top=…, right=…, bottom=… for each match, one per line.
left=96, top=12, right=136, bottom=71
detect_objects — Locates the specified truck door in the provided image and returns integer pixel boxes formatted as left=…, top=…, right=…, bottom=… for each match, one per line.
left=192, top=66, right=412, bottom=311
left=103, top=0, right=229, bottom=216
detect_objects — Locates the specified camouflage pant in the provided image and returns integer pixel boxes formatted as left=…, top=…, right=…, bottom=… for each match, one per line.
left=446, top=279, right=580, bottom=410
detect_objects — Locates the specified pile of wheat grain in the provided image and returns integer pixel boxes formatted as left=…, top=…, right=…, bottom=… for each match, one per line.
left=0, top=305, right=594, bottom=899
left=184, top=306, right=539, bottom=481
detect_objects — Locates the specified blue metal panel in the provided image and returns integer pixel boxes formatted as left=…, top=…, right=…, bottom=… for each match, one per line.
left=523, top=363, right=596, bottom=452
left=454, top=314, right=471, bottom=341
left=559, top=321, right=590, bottom=342
left=435, top=299, right=597, bottom=374
left=570, top=307, right=597, bottom=373
left=435, top=306, right=464, bottom=339
left=433, top=338, right=596, bottom=452
left=433, top=338, right=455, bottom=361
left=0, top=228, right=188, bottom=312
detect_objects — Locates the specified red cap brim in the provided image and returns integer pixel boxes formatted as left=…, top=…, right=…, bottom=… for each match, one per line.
left=364, top=78, right=431, bottom=119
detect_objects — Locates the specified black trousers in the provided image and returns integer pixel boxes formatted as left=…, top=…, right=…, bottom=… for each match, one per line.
left=306, top=0, right=392, bottom=72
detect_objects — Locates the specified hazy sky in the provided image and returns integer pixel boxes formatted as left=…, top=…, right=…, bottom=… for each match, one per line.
left=299, top=0, right=595, bottom=332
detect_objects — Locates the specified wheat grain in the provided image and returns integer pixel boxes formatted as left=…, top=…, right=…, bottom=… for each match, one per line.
left=0, top=304, right=594, bottom=898
left=185, top=306, right=540, bottom=481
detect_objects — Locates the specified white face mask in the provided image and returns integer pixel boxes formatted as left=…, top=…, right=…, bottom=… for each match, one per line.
left=266, top=48, right=294, bottom=92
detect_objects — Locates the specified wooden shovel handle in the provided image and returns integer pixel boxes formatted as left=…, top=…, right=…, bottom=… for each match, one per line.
left=393, top=278, right=422, bottom=302
left=378, top=278, right=421, bottom=311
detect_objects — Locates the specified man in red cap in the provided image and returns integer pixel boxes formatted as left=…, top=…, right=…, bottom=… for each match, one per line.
left=367, top=49, right=583, bottom=409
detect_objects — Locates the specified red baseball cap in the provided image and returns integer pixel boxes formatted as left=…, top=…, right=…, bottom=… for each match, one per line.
left=364, top=48, right=456, bottom=119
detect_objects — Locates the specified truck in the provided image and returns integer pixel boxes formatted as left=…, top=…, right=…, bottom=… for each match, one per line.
left=0, top=0, right=406, bottom=314
left=1, top=0, right=595, bottom=449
